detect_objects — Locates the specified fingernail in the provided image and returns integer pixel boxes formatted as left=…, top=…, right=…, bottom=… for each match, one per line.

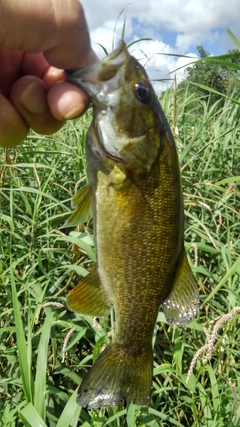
left=20, top=82, right=48, bottom=115
left=64, top=104, right=84, bottom=119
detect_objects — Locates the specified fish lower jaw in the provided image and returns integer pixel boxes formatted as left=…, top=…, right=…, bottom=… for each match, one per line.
left=94, top=129, right=125, bottom=163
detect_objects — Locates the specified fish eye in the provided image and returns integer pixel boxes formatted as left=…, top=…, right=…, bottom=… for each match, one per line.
left=134, top=82, right=151, bottom=104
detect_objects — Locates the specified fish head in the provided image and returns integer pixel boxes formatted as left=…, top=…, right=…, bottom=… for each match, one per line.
left=66, top=40, right=168, bottom=171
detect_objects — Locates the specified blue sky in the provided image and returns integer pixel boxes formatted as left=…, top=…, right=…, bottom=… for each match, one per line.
left=81, top=0, right=239, bottom=92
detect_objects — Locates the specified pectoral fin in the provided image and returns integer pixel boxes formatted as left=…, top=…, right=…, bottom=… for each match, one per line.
left=64, top=183, right=92, bottom=227
left=162, top=250, right=199, bottom=327
left=67, top=266, right=111, bottom=316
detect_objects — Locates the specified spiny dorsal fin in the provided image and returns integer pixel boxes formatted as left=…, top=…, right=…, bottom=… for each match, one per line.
left=67, top=266, right=111, bottom=317
left=64, top=183, right=92, bottom=227
left=162, top=250, right=199, bottom=327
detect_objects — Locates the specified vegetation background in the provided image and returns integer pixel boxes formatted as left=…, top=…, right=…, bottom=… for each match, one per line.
left=0, top=31, right=240, bottom=426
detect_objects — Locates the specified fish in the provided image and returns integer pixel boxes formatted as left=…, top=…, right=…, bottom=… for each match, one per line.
left=65, top=40, right=199, bottom=409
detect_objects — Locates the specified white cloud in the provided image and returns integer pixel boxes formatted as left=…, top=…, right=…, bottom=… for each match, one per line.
left=129, top=39, right=197, bottom=93
left=82, top=0, right=240, bottom=49
left=90, top=19, right=134, bottom=59
left=80, top=0, right=239, bottom=93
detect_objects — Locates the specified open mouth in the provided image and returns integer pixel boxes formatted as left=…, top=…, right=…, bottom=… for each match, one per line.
left=93, top=123, right=125, bottom=164
left=99, top=138, right=125, bottom=164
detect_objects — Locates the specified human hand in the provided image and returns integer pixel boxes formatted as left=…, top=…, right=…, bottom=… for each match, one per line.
left=0, top=0, right=98, bottom=148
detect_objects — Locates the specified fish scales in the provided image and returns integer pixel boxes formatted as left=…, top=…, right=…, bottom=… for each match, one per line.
left=95, top=153, right=181, bottom=341
left=65, top=40, right=199, bottom=408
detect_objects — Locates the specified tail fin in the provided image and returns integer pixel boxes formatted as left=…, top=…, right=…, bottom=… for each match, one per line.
left=77, top=343, right=153, bottom=408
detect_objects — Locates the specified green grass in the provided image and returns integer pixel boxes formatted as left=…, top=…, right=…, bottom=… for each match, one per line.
left=0, top=84, right=240, bottom=426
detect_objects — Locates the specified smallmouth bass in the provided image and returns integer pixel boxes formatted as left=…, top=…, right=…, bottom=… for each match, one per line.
left=65, top=40, right=199, bottom=408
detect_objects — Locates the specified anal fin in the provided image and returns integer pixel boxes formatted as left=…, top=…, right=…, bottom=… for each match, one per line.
left=67, top=266, right=111, bottom=317
left=162, top=250, right=199, bottom=327
left=64, top=183, right=92, bottom=227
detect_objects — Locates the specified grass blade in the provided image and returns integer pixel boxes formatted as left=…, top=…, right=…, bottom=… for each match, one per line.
left=34, top=311, right=54, bottom=420
left=204, top=256, right=240, bottom=305
left=10, top=260, right=33, bottom=403
left=56, top=388, right=81, bottom=427
left=226, top=28, right=240, bottom=51
left=20, top=403, right=48, bottom=427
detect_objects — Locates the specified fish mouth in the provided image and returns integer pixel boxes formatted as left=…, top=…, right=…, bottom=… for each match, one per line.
left=95, top=123, right=126, bottom=164
left=102, top=146, right=125, bottom=164
left=66, top=41, right=131, bottom=165
left=65, top=40, right=128, bottom=98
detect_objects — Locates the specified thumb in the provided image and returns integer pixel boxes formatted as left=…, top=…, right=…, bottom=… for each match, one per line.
left=0, top=0, right=97, bottom=69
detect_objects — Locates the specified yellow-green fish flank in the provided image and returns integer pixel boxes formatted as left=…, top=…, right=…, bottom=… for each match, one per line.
left=66, top=40, right=199, bottom=409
